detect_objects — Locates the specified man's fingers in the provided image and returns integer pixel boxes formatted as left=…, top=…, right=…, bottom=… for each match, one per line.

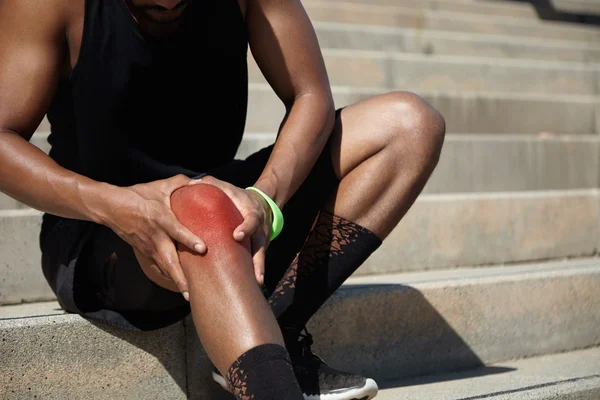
left=156, top=236, right=190, bottom=299
left=165, top=216, right=206, bottom=254
left=234, top=211, right=260, bottom=241
left=252, top=237, right=266, bottom=286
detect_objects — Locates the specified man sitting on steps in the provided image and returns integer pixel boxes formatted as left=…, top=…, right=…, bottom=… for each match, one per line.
left=0, top=0, right=445, bottom=398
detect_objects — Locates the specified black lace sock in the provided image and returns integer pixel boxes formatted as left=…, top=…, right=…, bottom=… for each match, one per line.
left=268, top=211, right=382, bottom=338
left=225, top=343, right=304, bottom=400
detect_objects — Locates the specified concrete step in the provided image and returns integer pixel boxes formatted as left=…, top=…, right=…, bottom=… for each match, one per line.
left=312, top=0, right=540, bottom=20
left=34, top=85, right=600, bottom=138
left=378, top=347, right=600, bottom=400
left=36, top=86, right=600, bottom=140
left=424, top=134, right=600, bottom=194
left=312, top=21, right=600, bottom=63
left=302, top=2, right=600, bottom=43
left=249, top=50, right=600, bottom=95
left=2, top=259, right=599, bottom=399
left=362, top=189, right=599, bottom=275
left=5, top=133, right=597, bottom=211
left=552, top=0, right=600, bottom=15
left=0, top=301, right=187, bottom=400
left=0, top=209, right=54, bottom=304
left=38, top=87, right=600, bottom=135
left=299, top=258, right=600, bottom=381
left=237, top=134, right=600, bottom=195
left=2, top=189, right=598, bottom=304
left=246, top=84, right=600, bottom=134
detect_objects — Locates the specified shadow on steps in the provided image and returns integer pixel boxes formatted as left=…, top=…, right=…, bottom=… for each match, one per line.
left=499, top=0, right=600, bottom=25
left=186, top=283, right=515, bottom=398
left=90, top=283, right=516, bottom=399
left=302, top=283, right=513, bottom=389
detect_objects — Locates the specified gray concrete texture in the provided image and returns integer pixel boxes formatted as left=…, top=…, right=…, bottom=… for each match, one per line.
left=552, top=0, right=600, bottom=15
left=2, top=190, right=599, bottom=304
left=302, top=2, right=600, bottom=43
left=37, top=87, right=600, bottom=135
left=0, top=311, right=187, bottom=399
left=7, top=133, right=597, bottom=209
left=314, top=0, right=540, bottom=20
left=425, top=135, right=600, bottom=194
left=4, top=134, right=598, bottom=210
left=185, top=259, right=600, bottom=386
left=247, top=84, right=600, bottom=134
left=359, top=190, right=599, bottom=274
left=378, top=347, right=600, bottom=399
left=3, top=260, right=599, bottom=398
left=35, top=78, right=600, bottom=144
left=0, top=133, right=600, bottom=205
left=0, top=194, right=20, bottom=210
left=313, top=22, right=600, bottom=63
left=0, top=209, right=54, bottom=304
left=248, top=50, right=600, bottom=95
left=238, top=134, right=600, bottom=194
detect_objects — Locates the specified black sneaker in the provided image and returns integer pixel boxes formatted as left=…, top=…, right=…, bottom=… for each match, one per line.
left=287, top=328, right=378, bottom=400
left=211, top=329, right=378, bottom=400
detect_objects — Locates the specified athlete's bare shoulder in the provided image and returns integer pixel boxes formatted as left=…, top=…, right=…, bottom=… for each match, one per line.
left=0, top=0, right=84, bottom=75
left=0, top=0, right=83, bottom=136
left=0, top=0, right=71, bottom=36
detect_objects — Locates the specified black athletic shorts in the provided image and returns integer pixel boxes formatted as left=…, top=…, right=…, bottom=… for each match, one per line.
left=39, top=111, right=341, bottom=331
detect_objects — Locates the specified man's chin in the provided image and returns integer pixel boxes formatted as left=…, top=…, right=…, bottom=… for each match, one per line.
left=143, top=9, right=186, bottom=24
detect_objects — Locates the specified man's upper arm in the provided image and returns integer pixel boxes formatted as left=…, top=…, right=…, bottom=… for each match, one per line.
left=0, top=0, right=67, bottom=138
left=246, top=0, right=333, bottom=108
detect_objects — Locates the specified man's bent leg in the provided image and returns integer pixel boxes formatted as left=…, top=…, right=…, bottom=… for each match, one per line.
left=136, top=183, right=303, bottom=399
left=273, top=91, right=446, bottom=332
left=262, top=93, right=444, bottom=400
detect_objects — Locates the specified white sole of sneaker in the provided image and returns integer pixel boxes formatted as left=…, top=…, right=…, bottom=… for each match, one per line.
left=304, top=378, right=379, bottom=400
left=212, top=371, right=229, bottom=391
left=212, top=371, right=378, bottom=400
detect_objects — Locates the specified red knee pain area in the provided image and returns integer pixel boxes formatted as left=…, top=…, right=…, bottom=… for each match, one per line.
left=170, top=184, right=250, bottom=256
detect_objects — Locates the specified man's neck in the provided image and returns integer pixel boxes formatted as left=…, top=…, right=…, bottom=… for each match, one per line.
left=123, top=0, right=187, bottom=38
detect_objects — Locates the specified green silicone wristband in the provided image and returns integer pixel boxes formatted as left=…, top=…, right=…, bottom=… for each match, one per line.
left=246, top=186, right=284, bottom=241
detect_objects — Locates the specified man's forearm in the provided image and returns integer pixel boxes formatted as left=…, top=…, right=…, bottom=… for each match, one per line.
left=0, top=129, right=117, bottom=223
left=253, top=93, right=336, bottom=208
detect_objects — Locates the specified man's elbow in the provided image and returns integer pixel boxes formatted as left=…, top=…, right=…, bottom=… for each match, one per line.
left=296, top=90, right=336, bottom=130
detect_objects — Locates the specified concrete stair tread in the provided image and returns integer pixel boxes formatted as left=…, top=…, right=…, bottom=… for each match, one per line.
left=304, top=0, right=600, bottom=30
left=317, top=48, right=600, bottom=68
left=378, top=347, right=600, bottom=399
left=37, top=88, right=600, bottom=137
left=552, top=0, right=600, bottom=16
left=312, top=0, right=540, bottom=20
left=313, top=20, right=600, bottom=51
left=248, top=49, right=600, bottom=96
left=312, top=21, right=600, bottom=63
left=317, top=84, right=600, bottom=100
left=3, top=258, right=599, bottom=398
left=247, top=84, right=600, bottom=134
left=302, top=1, right=600, bottom=43
left=39, top=88, right=600, bottom=134
left=3, top=256, right=598, bottom=317
left=348, top=256, right=600, bottom=288
left=2, top=190, right=599, bottom=304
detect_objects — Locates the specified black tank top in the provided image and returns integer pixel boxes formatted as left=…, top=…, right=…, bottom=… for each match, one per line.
left=46, top=0, right=248, bottom=186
